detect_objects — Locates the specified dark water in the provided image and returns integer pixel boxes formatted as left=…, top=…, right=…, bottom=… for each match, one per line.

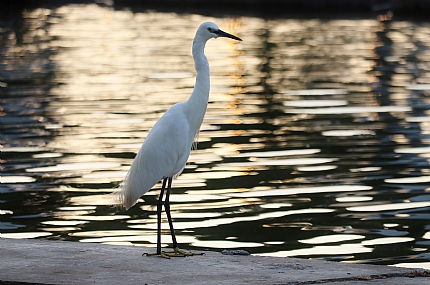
left=2, top=3, right=430, bottom=270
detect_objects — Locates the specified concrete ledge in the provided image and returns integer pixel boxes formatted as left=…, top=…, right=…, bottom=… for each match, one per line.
left=0, top=238, right=429, bottom=285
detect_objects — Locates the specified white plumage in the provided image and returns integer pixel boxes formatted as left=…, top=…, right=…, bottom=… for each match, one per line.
left=117, top=102, right=194, bottom=209
left=113, top=22, right=241, bottom=257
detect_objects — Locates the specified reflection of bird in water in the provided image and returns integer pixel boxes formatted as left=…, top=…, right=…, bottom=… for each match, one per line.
left=113, top=22, right=241, bottom=258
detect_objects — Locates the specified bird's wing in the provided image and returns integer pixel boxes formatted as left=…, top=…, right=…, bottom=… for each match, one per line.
left=146, top=105, right=192, bottom=177
left=115, top=103, right=192, bottom=209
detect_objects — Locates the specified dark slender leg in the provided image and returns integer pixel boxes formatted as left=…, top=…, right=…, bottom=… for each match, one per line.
left=164, top=177, right=178, bottom=248
left=156, top=178, right=167, bottom=255
left=151, top=177, right=203, bottom=258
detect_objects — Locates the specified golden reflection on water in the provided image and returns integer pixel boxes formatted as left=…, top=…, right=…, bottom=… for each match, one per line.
left=347, top=201, right=430, bottom=212
left=2, top=3, right=430, bottom=269
left=298, top=234, right=365, bottom=244
left=0, top=232, right=52, bottom=239
left=259, top=243, right=373, bottom=257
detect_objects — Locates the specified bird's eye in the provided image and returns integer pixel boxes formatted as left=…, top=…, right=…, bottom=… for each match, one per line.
left=207, top=27, right=215, bottom=33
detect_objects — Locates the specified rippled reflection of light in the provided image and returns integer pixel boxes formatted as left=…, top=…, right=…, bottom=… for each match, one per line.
left=394, top=262, right=430, bottom=270
left=264, top=241, right=284, bottom=245
left=1, top=147, right=46, bottom=152
left=395, top=147, right=430, bottom=154
left=82, top=171, right=127, bottom=179
left=58, top=206, right=96, bottom=211
left=130, top=208, right=334, bottom=230
left=385, top=176, right=430, bottom=183
left=283, top=100, right=348, bottom=107
left=284, top=106, right=411, bottom=115
left=322, top=130, right=375, bottom=137
left=336, top=196, right=373, bottom=202
left=406, top=84, right=430, bottom=90
left=220, top=158, right=338, bottom=167
left=296, top=165, right=338, bottom=172
left=0, top=232, right=52, bottom=239
left=168, top=194, right=228, bottom=203
left=26, top=162, right=121, bottom=172
left=45, top=124, right=63, bottom=129
left=299, top=234, right=365, bottom=244
left=411, top=247, right=428, bottom=252
left=44, top=227, right=80, bottom=232
left=259, top=243, right=372, bottom=257
left=186, top=171, right=248, bottom=179
left=349, top=167, right=381, bottom=172
left=163, top=198, right=258, bottom=211
left=1, top=176, right=36, bottom=183
left=185, top=188, right=243, bottom=195
left=162, top=176, right=206, bottom=187
left=260, top=203, right=293, bottom=209
left=227, top=149, right=320, bottom=158
left=361, top=237, right=414, bottom=246
left=259, top=209, right=335, bottom=219
left=347, top=201, right=430, bottom=212
left=228, top=185, right=372, bottom=198
left=192, top=240, right=263, bottom=248
left=383, top=223, right=399, bottom=228
left=114, top=143, right=143, bottom=149
left=188, top=153, right=223, bottom=163
left=70, top=230, right=150, bottom=238
left=42, top=220, right=87, bottom=226
left=79, top=234, right=197, bottom=244
left=405, top=116, right=430, bottom=123
left=284, top=89, right=348, bottom=96
left=148, top=212, right=222, bottom=219
left=147, top=72, right=193, bottom=79
left=104, top=118, right=145, bottom=124
left=32, top=153, right=63, bottom=158
left=63, top=215, right=130, bottom=221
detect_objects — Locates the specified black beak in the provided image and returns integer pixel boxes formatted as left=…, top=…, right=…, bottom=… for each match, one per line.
left=214, top=29, right=242, bottom=41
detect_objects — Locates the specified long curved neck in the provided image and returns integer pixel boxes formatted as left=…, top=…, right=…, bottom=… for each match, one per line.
left=185, top=36, right=210, bottom=134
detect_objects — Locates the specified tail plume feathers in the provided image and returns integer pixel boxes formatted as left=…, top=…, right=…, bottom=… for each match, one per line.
left=112, top=185, right=137, bottom=210
left=112, top=162, right=163, bottom=210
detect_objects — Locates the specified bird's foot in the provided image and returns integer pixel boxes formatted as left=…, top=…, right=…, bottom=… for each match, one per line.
left=162, top=247, right=204, bottom=257
left=142, top=251, right=170, bottom=259
left=144, top=247, right=204, bottom=258
left=143, top=252, right=173, bottom=259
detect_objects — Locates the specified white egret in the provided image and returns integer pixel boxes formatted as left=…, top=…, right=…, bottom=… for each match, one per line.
left=114, top=22, right=241, bottom=258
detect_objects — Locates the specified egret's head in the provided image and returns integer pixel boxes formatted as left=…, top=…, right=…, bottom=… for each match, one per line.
left=197, top=22, right=242, bottom=42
